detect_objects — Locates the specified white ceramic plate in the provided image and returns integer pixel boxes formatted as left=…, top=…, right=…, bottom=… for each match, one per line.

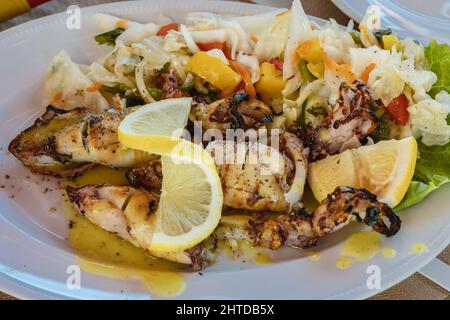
left=0, top=0, right=449, bottom=300
left=331, top=0, right=450, bottom=43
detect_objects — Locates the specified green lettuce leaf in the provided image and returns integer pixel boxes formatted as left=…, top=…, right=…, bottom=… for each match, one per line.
left=395, top=175, right=449, bottom=210
left=424, top=40, right=450, bottom=97
left=396, top=40, right=450, bottom=210
left=395, top=141, right=450, bottom=210
left=95, top=28, right=125, bottom=46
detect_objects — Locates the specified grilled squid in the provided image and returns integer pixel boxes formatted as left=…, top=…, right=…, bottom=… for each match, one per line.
left=308, top=81, right=377, bottom=162
left=8, top=106, right=153, bottom=177
left=216, top=186, right=401, bottom=250
left=66, top=184, right=401, bottom=269
left=66, top=184, right=210, bottom=270
left=126, top=130, right=309, bottom=212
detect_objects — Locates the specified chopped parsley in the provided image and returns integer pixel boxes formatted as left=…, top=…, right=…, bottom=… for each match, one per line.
left=349, top=31, right=363, bottom=47
left=94, top=28, right=125, bottom=46
left=179, top=81, right=194, bottom=91
left=306, top=106, right=328, bottom=116
left=373, top=28, right=392, bottom=42
left=147, top=87, right=163, bottom=100
left=156, top=62, right=170, bottom=75
left=100, top=84, right=145, bottom=107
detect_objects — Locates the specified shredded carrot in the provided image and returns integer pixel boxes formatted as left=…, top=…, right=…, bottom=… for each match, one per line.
left=86, top=82, right=102, bottom=93
left=50, top=92, right=63, bottom=105
left=360, top=63, right=376, bottom=84
left=115, top=19, right=128, bottom=28
left=250, top=34, right=258, bottom=42
left=323, top=55, right=355, bottom=84
left=339, top=64, right=356, bottom=84
left=358, top=25, right=378, bottom=46
left=157, top=23, right=179, bottom=36
left=223, top=46, right=233, bottom=60
left=276, top=10, right=289, bottom=17
left=228, top=60, right=256, bottom=99
left=196, top=41, right=225, bottom=52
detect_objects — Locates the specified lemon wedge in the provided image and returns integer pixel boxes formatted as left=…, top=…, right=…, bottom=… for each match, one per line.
left=308, top=137, right=417, bottom=207
left=118, top=97, right=192, bottom=155
left=118, top=98, right=223, bottom=252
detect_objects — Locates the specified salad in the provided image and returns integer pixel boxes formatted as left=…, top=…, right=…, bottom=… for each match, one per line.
left=7, top=0, right=450, bottom=269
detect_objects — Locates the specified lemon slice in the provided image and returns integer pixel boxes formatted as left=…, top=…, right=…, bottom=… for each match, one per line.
left=308, top=137, right=417, bottom=207
left=150, top=149, right=222, bottom=252
left=118, top=98, right=223, bottom=252
left=118, top=97, right=192, bottom=155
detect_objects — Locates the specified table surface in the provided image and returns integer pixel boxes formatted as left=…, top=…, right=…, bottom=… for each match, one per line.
left=0, top=0, right=448, bottom=300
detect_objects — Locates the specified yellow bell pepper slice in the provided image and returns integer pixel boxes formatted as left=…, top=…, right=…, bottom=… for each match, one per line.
left=255, top=62, right=286, bottom=101
left=186, top=52, right=241, bottom=93
left=296, top=38, right=323, bottom=64
left=382, top=34, right=400, bottom=51
left=307, top=61, right=324, bottom=79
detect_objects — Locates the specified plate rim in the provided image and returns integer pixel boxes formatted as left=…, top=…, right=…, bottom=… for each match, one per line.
left=330, top=0, right=450, bottom=43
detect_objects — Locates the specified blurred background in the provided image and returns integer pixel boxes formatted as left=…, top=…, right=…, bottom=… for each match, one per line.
left=0, top=0, right=351, bottom=31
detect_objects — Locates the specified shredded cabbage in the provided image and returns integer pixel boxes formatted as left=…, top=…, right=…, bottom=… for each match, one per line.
left=436, top=90, right=450, bottom=111
left=320, top=19, right=354, bottom=64
left=296, top=79, right=329, bottom=108
left=366, top=46, right=437, bottom=105
left=400, top=38, right=427, bottom=69
left=350, top=46, right=390, bottom=79
left=367, top=50, right=405, bottom=105
left=359, top=5, right=381, bottom=48
left=253, top=11, right=290, bottom=63
left=283, top=0, right=314, bottom=80
left=184, top=12, right=252, bottom=59
left=206, top=49, right=229, bottom=65
left=163, top=30, right=188, bottom=52
left=116, top=23, right=158, bottom=46
left=235, top=9, right=286, bottom=37
left=236, top=52, right=260, bottom=83
left=87, top=62, right=118, bottom=86
left=45, top=51, right=109, bottom=111
left=93, top=13, right=135, bottom=31
left=408, top=97, right=450, bottom=146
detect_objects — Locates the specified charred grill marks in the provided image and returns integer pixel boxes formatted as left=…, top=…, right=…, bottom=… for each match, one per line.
left=246, top=186, right=401, bottom=250
left=308, top=81, right=377, bottom=162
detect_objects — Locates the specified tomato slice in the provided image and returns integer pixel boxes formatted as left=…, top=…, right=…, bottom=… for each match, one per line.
left=197, top=41, right=225, bottom=52
left=228, top=60, right=256, bottom=99
left=157, top=23, right=179, bottom=36
left=385, top=95, right=409, bottom=126
left=196, top=41, right=233, bottom=60
left=269, top=58, right=284, bottom=72
left=223, top=46, right=233, bottom=60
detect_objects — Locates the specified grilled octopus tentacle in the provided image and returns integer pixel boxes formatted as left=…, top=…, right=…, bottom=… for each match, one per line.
left=192, top=93, right=276, bottom=133
left=219, top=186, right=401, bottom=250
left=309, top=80, right=377, bottom=162
left=66, top=184, right=400, bottom=269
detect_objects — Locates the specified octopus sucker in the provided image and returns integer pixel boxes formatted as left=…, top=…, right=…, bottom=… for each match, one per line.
left=308, top=81, right=377, bottom=162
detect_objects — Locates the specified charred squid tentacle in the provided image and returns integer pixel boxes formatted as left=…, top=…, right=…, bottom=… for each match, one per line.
left=308, top=80, right=378, bottom=162
left=223, top=186, right=401, bottom=250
